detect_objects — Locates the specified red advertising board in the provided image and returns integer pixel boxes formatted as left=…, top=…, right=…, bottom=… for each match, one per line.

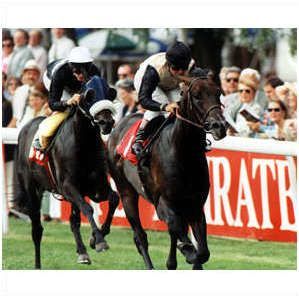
left=61, top=149, right=297, bottom=242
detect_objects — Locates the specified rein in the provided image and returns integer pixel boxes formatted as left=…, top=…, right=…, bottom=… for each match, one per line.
left=77, top=104, right=98, bottom=127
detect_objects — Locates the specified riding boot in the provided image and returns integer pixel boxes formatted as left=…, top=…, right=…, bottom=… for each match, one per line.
left=33, top=138, right=43, bottom=151
left=131, top=127, right=146, bottom=157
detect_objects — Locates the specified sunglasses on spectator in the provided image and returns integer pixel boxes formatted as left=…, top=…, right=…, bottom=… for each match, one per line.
left=2, top=43, right=13, bottom=48
left=238, top=89, right=251, bottom=94
left=268, top=108, right=281, bottom=112
left=226, top=78, right=238, bottom=83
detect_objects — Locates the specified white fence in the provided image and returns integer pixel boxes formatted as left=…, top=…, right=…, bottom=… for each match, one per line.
left=1, top=128, right=298, bottom=235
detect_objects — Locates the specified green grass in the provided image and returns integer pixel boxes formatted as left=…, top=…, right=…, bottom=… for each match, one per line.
left=2, top=217, right=297, bottom=270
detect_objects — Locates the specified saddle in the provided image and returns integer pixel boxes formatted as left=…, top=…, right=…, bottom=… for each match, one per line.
left=116, top=115, right=170, bottom=165
left=116, top=115, right=173, bottom=204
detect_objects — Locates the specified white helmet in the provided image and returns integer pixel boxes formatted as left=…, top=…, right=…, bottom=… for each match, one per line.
left=68, top=46, right=93, bottom=63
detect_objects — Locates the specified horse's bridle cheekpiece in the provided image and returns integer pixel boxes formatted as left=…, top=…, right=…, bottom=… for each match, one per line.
left=78, top=100, right=116, bottom=127
left=176, top=77, right=223, bottom=132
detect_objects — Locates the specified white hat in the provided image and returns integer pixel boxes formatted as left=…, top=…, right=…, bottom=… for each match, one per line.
left=23, top=59, right=41, bottom=73
left=68, top=46, right=93, bottom=63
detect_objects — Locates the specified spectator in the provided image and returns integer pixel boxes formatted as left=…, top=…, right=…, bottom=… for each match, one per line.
left=28, top=29, right=48, bottom=75
left=259, top=100, right=297, bottom=141
left=225, top=66, right=241, bottom=95
left=2, top=35, right=14, bottom=74
left=224, top=69, right=263, bottom=137
left=219, top=67, right=229, bottom=96
left=263, top=76, right=284, bottom=101
left=48, top=28, right=75, bottom=62
left=8, top=60, right=41, bottom=128
left=224, top=68, right=268, bottom=112
left=117, top=64, right=135, bottom=80
left=2, top=72, right=16, bottom=209
left=3, top=76, right=22, bottom=102
left=18, top=82, right=49, bottom=128
left=115, top=78, right=139, bottom=123
left=276, top=82, right=297, bottom=119
left=7, top=29, right=34, bottom=78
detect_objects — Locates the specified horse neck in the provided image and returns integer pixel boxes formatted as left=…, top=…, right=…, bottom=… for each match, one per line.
left=72, top=110, right=100, bottom=146
left=171, top=116, right=207, bottom=157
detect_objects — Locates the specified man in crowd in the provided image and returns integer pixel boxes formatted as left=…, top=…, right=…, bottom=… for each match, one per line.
left=48, top=28, right=75, bottom=62
left=7, top=29, right=34, bottom=78
left=28, top=29, right=48, bottom=75
left=263, top=76, right=284, bottom=101
left=8, top=60, right=41, bottom=128
left=117, top=64, right=135, bottom=80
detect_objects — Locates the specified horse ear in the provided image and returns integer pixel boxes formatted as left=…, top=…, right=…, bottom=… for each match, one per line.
left=107, top=87, right=117, bottom=101
left=81, top=88, right=96, bottom=104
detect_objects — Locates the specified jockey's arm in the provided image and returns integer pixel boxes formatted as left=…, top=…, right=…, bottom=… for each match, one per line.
left=48, top=69, right=81, bottom=111
left=138, top=65, right=164, bottom=112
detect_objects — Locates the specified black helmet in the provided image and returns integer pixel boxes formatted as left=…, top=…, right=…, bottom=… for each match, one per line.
left=166, top=41, right=191, bottom=70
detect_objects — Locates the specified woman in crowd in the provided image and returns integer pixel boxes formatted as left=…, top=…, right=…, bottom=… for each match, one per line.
left=224, top=68, right=263, bottom=137
left=259, top=100, right=297, bottom=141
left=17, top=82, right=50, bottom=128
left=275, top=82, right=297, bottom=118
left=2, top=35, right=14, bottom=74
left=3, top=76, right=22, bottom=102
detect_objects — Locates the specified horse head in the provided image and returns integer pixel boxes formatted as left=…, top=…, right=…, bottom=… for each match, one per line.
left=79, top=88, right=116, bottom=135
left=178, top=69, right=227, bottom=140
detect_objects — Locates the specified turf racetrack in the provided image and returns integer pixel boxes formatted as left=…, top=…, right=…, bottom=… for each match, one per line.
left=2, top=218, right=296, bottom=270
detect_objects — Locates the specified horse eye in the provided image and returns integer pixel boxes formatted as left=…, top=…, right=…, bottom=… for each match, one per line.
left=95, top=120, right=106, bottom=125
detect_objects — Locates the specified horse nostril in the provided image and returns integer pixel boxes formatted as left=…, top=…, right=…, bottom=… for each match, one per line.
left=212, top=122, right=220, bottom=129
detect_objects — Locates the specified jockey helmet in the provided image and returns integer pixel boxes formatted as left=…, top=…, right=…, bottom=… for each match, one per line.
left=166, top=41, right=191, bottom=71
left=68, top=46, right=93, bottom=63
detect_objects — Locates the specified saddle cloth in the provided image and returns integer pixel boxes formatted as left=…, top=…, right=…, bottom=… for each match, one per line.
left=116, top=119, right=143, bottom=165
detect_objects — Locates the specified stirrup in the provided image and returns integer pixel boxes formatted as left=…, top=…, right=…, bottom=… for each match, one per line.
left=33, top=138, right=43, bottom=151
left=132, top=141, right=144, bottom=157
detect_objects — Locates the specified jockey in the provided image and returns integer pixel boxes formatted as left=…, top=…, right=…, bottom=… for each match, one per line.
left=34, top=46, right=115, bottom=150
left=132, top=41, right=194, bottom=156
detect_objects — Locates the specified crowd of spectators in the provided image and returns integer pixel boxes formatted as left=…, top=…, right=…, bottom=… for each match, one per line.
left=220, top=66, right=297, bottom=141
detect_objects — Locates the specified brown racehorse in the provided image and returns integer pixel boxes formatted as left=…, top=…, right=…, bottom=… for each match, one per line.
left=107, top=70, right=227, bottom=269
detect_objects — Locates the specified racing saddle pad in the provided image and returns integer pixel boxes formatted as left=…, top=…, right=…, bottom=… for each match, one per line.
left=116, top=119, right=143, bottom=165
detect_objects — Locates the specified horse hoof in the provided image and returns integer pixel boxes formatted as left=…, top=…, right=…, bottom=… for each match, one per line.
left=77, top=253, right=91, bottom=265
left=89, top=236, right=96, bottom=249
left=95, top=241, right=109, bottom=252
left=192, top=263, right=203, bottom=270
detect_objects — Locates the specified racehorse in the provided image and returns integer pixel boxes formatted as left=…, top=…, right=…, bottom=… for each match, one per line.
left=14, top=89, right=119, bottom=269
left=107, top=71, right=227, bottom=269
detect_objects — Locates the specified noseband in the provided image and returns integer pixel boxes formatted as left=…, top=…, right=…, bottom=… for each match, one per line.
left=176, top=77, right=223, bottom=131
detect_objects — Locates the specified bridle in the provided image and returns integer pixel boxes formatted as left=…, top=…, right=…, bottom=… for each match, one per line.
left=77, top=103, right=103, bottom=128
left=176, top=77, right=223, bottom=132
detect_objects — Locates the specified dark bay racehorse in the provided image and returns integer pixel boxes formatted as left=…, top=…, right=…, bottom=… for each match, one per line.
left=107, top=73, right=226, bottom=269
left=14, top=90, right=119, bottom=269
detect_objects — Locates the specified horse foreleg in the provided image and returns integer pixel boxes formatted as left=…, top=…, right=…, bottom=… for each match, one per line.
left=63, top=183, right=108, bottom=253
left=160, top=201, right=197, bottom=265
left=70, top=204, right=91, bottom=264
left=30, top=210, right=43, bottom=269
left=100, top=190, right=119, bottom=237
left=122, top=192, right=154, bottom=270
left=190, top=213, right=210, bottom=269
left=166, top=232, right=177, bottom=270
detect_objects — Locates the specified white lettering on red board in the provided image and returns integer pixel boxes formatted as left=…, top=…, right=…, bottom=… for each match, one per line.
left=204, top=156, right=296, bottom=232
left=234, top=158, right=259, bottom=228
left=276, top=160, right=297, bottom=231
left=252, top=159, right=275, bottom=229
